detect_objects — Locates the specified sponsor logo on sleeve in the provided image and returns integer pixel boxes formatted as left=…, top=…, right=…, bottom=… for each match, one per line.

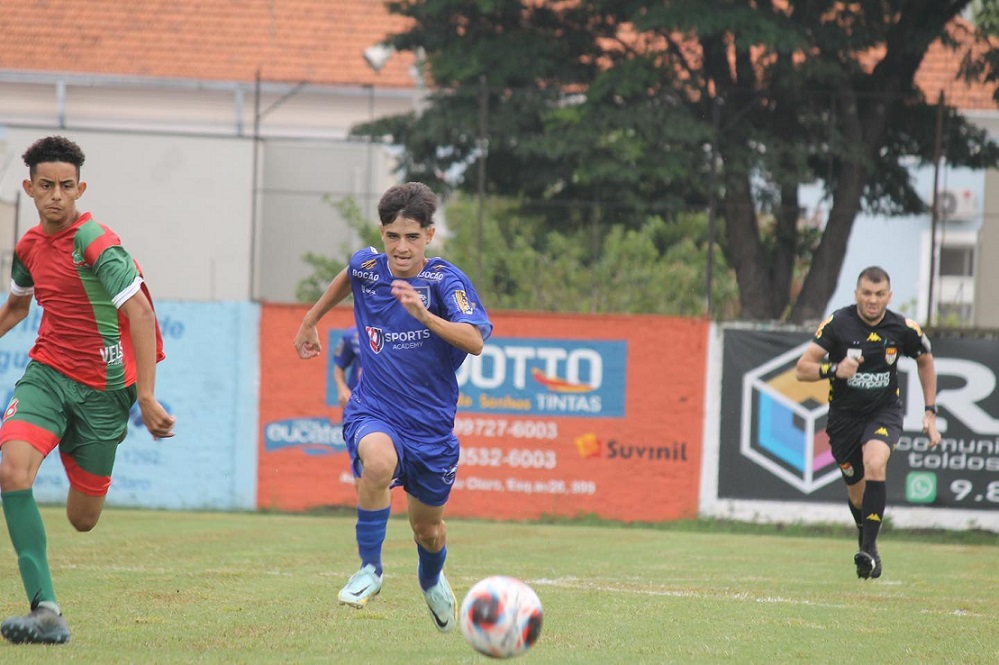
left=454, top=290, right=473, bottom=315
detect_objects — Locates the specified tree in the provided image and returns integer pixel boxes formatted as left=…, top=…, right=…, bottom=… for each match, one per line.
left=972, top=0, right=999, bottom=37
left=439, top=193, right=739, bottom=316
left=357, top=0, right=999, bottom=321
left=298, top=193, right=741, bottom=316
left=294, top=196, right=380, bottom=303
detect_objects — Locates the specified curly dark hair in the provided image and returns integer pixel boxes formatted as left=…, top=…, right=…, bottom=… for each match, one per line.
left=377, top=182, right=438, bottom=228
left=22, top=136, right=86, bottom=179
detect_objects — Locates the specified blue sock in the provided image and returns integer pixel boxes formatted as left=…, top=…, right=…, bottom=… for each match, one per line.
left=356, top=507, right=390, bottom=576
left=417, top=543, right=447, bottom=591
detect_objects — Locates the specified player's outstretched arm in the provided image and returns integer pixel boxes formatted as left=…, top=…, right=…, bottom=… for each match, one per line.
left=0, top=292, right=31, bottom=339
left=121, top=291, right=176, bottom=439
left=916, top=353, right=941, bottom=448
left=295, top=268, right=350, bottom=360
left=333, top=365, right=352, bottom=406
left=795, top=342, right=830, bottom=382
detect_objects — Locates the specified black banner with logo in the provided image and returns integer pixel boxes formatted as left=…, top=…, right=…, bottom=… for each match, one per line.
left=718, top=329, right=999, bottom=510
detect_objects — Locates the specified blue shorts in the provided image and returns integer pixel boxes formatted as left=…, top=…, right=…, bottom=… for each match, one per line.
left=343, top=415, right=459, bottom=507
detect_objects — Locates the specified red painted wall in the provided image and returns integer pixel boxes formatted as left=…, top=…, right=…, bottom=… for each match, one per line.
left=258, top=305, right=708, bottom=522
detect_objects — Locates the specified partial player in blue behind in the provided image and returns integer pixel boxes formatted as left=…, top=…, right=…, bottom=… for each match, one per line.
left=332, top=326, right=361, bottom=407
left=294, top=182, right=492, bottom=632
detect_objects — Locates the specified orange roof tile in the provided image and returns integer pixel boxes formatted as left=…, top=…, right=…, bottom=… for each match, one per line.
left=915, top=20, right=998, bottom=110
left=0, top=0, right=417, bottom=89
left=0, top=1, right=995, bottom=109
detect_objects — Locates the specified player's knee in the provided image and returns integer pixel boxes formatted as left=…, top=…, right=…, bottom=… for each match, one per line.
left=412, top=522, right=445, bottom=549
left=66, top=501, right=103, bottom=532
left=0, top=461, right=33, bottom=492
left=67, top=511, right=100, bottom=532
left=359, top=457, right=395, bottom=485
left=863, top=458, right=888, bottom=479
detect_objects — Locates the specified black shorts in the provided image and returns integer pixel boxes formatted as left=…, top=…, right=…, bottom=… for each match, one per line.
left=825, top=402, right=902, bottom=486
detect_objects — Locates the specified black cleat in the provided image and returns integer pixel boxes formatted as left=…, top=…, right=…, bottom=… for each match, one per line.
left=870, top=546, right=882, bottom=579
left=1, top=603, right=70, bottom=645
left=854, top=550, right=876, bottom=580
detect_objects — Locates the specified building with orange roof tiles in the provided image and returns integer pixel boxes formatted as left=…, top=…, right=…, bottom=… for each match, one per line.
left=0, top=1, right=997, bottom=320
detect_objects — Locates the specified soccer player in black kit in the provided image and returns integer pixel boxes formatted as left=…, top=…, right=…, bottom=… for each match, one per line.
left=796, top=266, right=941, bottom=579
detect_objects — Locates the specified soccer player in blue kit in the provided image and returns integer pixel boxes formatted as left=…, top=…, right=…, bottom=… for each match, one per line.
left=332, top=326, right=361, bottom=407
left=294, top=182, right=492, bottom=632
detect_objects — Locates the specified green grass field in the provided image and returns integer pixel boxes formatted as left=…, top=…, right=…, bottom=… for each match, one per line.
left=0, top=508, right=996, bottom=664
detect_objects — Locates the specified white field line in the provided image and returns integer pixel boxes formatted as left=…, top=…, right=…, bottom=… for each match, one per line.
left=527, top=576, right=987, bottom=617
left=529, top=576, right=850, bottom=609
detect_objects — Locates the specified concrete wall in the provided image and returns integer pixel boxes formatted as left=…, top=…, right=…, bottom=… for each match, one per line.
left=0, top=78, right=416, bottom=140
left=976, top=167, right=999, bottom=328
left=255, top=138, right=394, bottom=302
left=0, top=127, right=394, bottom=303
left=0, top=127, right=255, bottom=301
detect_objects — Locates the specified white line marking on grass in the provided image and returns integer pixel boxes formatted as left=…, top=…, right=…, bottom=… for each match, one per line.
left=529, top=576, right=849, bottom=609
left=530, top=577, right=989, bottom=618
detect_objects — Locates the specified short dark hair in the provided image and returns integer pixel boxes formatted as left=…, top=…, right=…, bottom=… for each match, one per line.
left=377, top=182, right=437, bottom=228
left=857, top=265, right=891, bottom=286
left=22, top=136, right=86, bottom=179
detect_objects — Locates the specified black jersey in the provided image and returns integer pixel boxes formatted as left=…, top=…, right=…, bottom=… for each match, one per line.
left=811, top=305, right=931, bottom=415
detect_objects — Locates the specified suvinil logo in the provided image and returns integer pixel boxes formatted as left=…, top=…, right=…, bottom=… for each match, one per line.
left=574, top=433, right=688, bottom=463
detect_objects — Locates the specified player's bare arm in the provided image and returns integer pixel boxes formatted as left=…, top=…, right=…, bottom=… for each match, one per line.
left=916, top=353, right=942, bottom=448
left=795, top=342, right=862, bottom=382
left=0, top=293, right=32, bottom=338
left=390, top=279, right=484, bottom=355
left=120, top=291, right=175, bottom=439
left=295, top=268, right=351, bottom=359
left=333, top=365, right=352, bottom=406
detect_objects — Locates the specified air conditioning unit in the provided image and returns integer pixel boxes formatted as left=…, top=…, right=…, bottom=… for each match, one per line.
left=938, top=188, right=979, bottom=221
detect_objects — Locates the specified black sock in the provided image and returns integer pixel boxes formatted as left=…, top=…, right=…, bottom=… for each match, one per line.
left=861, top=480, right=886, bottom=553
left=848, top=500, right=863, bottom=547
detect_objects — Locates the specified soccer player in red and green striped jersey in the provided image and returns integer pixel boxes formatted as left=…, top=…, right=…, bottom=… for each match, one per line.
left=0, top=136, right=176, bottom=645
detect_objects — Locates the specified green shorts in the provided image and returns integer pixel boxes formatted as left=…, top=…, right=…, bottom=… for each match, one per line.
left=0, top=361, right=137, bottom=494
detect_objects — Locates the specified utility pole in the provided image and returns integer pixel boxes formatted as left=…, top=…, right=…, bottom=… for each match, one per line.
left=927, top=91, right=945, bottom=327
left=476, top=74, right=489, bottom=286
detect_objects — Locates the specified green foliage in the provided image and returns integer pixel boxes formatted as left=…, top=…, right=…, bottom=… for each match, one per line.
left=295, top=196, right=381, bottom=303
left=295, top=252, right=341, bottom=304
left=438, top=193, right=739, bottom=316
left=355, top=0, right=999, bottom=321
left=298, top=191, right=740, bottom=315
left=972, top=0, right=999, bottom=37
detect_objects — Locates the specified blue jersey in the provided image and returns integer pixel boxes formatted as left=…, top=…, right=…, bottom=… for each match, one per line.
left=332, top=326, right=362, bottom=390
left=345, top=247, right=493, bottom=441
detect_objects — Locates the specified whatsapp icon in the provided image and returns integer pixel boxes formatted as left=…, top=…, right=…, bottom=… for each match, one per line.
left=905, top=471, right=937, bottom=504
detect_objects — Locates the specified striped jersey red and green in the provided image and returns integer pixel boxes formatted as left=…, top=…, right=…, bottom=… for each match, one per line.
left=10, top=212, right=165, bottom=391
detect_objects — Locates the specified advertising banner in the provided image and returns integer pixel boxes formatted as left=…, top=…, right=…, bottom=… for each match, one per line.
left=258, top=305, right=709, bottom=522
left=718, top=328, right=999, bottom=511
left=0, top=301, right=260, bottom=511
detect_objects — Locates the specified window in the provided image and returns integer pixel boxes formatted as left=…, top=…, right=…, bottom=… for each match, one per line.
left=939, top=246, right=974, bottom=277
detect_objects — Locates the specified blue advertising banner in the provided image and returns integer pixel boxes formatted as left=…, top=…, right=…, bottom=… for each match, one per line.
left=0, top=300, right=259, bottom=511
left=454, top=337, right=628, bottom=418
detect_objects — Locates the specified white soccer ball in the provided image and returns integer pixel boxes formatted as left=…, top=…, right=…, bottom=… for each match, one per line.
left=459, top=575, right=544, bottom=659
